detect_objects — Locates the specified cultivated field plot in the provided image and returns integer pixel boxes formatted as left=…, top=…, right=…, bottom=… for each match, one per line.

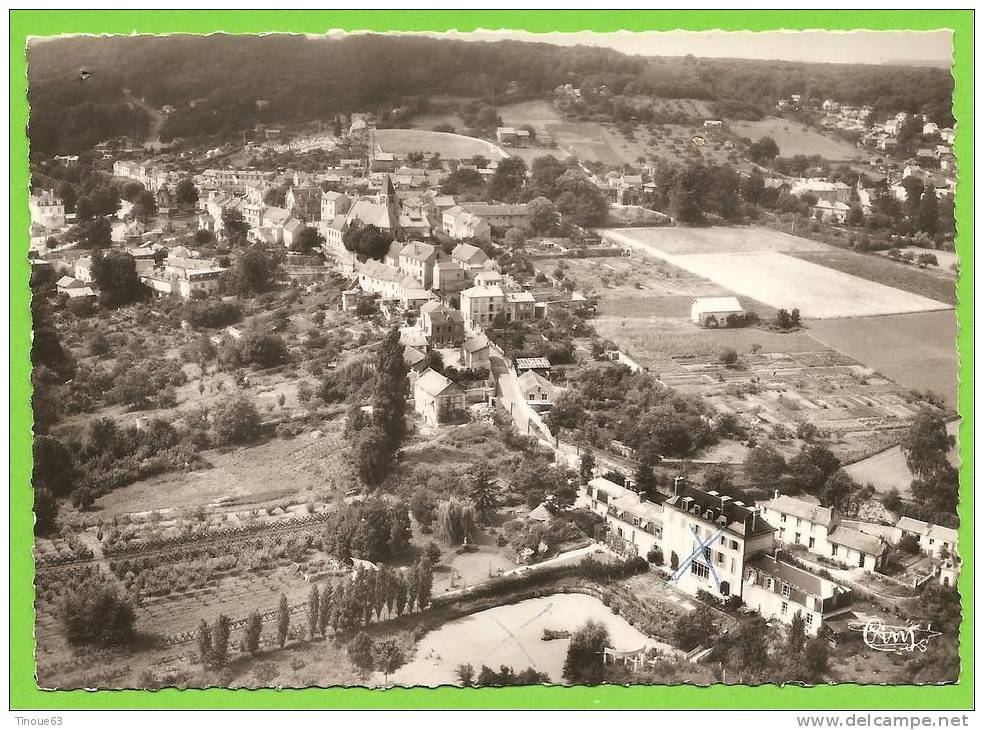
left=808, top=310, right=959, bottom=406
left=374, top=128, right=508, bottom=160
left=657, top=349, right=928, bottom=463
left=792, top=249, right=958, bottom=307
left=730, top=116, right=870, bottom=161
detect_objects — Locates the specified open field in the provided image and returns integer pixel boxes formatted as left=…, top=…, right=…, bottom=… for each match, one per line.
left=374, top=128, right=508, bottom=160
left=660, top=251, right=952, bottom=319
left=793, top=249, right=958, bottom=307
left=730, top=116, right=870, bottom=161
left=605, top=228, right=952, bottom=318
left=808, top=310, right=959, bottom=406
left=605, top=225, right=832, bottom=256
left=84, top=423, right=353, bottom=519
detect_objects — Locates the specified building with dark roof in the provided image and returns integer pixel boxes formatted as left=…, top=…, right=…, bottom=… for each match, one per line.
left=743, top=554, right=853, bottom=635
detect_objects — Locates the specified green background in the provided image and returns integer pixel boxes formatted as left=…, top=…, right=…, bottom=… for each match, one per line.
left=9, top=9, right=974, bottom=710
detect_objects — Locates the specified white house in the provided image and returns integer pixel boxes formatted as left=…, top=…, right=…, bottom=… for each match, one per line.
left=691, top=296, right=744, bottom=327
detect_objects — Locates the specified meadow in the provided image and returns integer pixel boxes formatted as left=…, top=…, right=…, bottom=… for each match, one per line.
left=374, top=128, right=508, bottom=160
left=730, top=116, right=870, bottom=161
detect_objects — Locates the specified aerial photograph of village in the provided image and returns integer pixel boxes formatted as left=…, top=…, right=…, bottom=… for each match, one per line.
left=26, top=29, right=962, bottom=690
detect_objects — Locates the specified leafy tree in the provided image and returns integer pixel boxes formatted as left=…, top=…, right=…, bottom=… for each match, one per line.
left=726, top=616, right=770, bottom=672
left=34, top=488, right=59, bottom=536
left=131, top=189, right=158, bottom=221
left=318, top=583, right=333, bottom=637
left=802, top=637, right=829, bottom=682
left=33, top=435, right=76, bottom=497
left=528, top=196, right=560, bottom=235
left=78, top=216, right=113, bottom=249
left=238, top=332, right=289, bottom=368
left=211, top=395, right=261, bottom=445
left=175, top=178, right=199, bottom=206
left=554, top=170, right=608, bottom=227
left=212, top=614, right=231, bottom=666
left=348, top=632, right=375, bottom=677
left=749, top=136, right=780, bottom=163
left=58, top=574, right=136, bottom=648
left=290, top=226, right=324, bottom=253
left=244, top=610, right=263, bottom=655
left=455, top=663, right=475, bottom=686
left=221, top=207, right=250, bottom=245
left=277, top=594, right=290, bottom=648
left=307, top=585, right=320, bottom=639
left=579, top=451, right=596, bottom=484
left=487, top=158, right=527, bottom=203
left=788, top=611, right=808, bottom=654
left=91, top=250, right=147, bottom=308
left=672, top=604, right=716, bottom=651
left=901, top=409, right=955, bottom=481
left=818, top=469, right=859, bottom=512
left=469, top=462, right=499, bottom=523
left=371, top=638, right=405, bottom=683
left=197, top=619, right=213, bottom=666
left=352, top=426, right=392, bottom=486
left=562, top=620, right=610, bottom=685
left=435, top=497, right=477, bottom=546
left=343, top=223, right=393, bottom=260
left=410, top=488, right=437, bottom=532
left=370, top=327, right=408, bottom=447
left=225, top=244, right=277, bottom=295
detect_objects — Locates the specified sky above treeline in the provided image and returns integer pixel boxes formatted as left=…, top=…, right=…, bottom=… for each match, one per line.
left=390, top=29, right=954, bottom=68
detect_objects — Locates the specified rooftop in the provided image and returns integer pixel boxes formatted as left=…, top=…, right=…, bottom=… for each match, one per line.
left=665, top=484, right=775, bottom=538
left=760, top=494, right=834, bottom=528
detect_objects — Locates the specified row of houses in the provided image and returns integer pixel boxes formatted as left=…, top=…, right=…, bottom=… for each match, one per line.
left=584, top=478, right=852, bottom=635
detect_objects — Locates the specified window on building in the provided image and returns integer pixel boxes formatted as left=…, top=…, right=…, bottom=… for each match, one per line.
left=730, top=539, right=739, bottom=550
left=808, top=537, right=816, bottom=549
left=795, top=533, right=801, bottom=544
left=782, top=583, right=791, bottom=598
left=832, top=545, right=839, bottom=557
left=781, top=601, right=788, bottom=615
left=691, top=562, right=710, bottom=580
left=805, top=613, right=814, bottom=627
left=781, top=514, right=787, bottom=523
left=767, top=578, right=775, bottom=591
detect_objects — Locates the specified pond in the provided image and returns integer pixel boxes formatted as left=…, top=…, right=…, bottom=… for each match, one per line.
left=384, top=593, right=655, bottom=687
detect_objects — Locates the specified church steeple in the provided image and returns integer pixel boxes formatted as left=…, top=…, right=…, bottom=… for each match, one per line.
left=384, top=174, right=402, bottom=239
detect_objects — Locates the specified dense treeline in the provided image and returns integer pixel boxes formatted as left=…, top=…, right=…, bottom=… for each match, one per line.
left=28, top=34, right=953, bottom=154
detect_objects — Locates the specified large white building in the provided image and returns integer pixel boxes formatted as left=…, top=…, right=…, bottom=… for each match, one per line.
left=759, top=493, right=887, bottom=572
left=29, top=191, right=66, bottom=230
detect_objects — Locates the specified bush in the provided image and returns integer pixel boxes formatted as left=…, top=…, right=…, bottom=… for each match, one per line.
left=58, top=573, right=136, bottom=647
left=211, top=395, right=261, bottom=445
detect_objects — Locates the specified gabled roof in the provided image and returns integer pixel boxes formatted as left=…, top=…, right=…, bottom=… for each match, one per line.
left=399, top=240, right=438, bottom=262
left=514, top=357, right=551, bottom=371
left=828, top=525, right=886, bottom=556
left=414, top=368, right=461, bottom=397
left=460, top=202, right=530, bottom=217
left=517, top=370, right=555, bottom=393
left=692, top=296, right=743, bottom=313
left=403, top=345, right=427, bottom=368
left=56, top=275, right=81, bottom=289
left=462, top=333, right=490, bottom=353
left=896, top=517, right=958, bottom=544
left=451, top=242, right=490, bottom=266
left=760, top=494, right=834, bottom=528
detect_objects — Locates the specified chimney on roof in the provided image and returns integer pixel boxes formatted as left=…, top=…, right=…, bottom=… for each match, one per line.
left=673, top=475, right=685, bottom=496
left=774, top=488, right=780, bottom=500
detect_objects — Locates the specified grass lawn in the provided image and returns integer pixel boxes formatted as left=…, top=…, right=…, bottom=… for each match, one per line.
left=374, top=128, right=508, bottom=160
left=730, top=117, right=871, bottom=161
left=792, top=249, right=958, bottom=306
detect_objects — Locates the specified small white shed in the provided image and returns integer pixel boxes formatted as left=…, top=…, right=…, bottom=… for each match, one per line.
left=691, top=296, right=744, bottom=327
